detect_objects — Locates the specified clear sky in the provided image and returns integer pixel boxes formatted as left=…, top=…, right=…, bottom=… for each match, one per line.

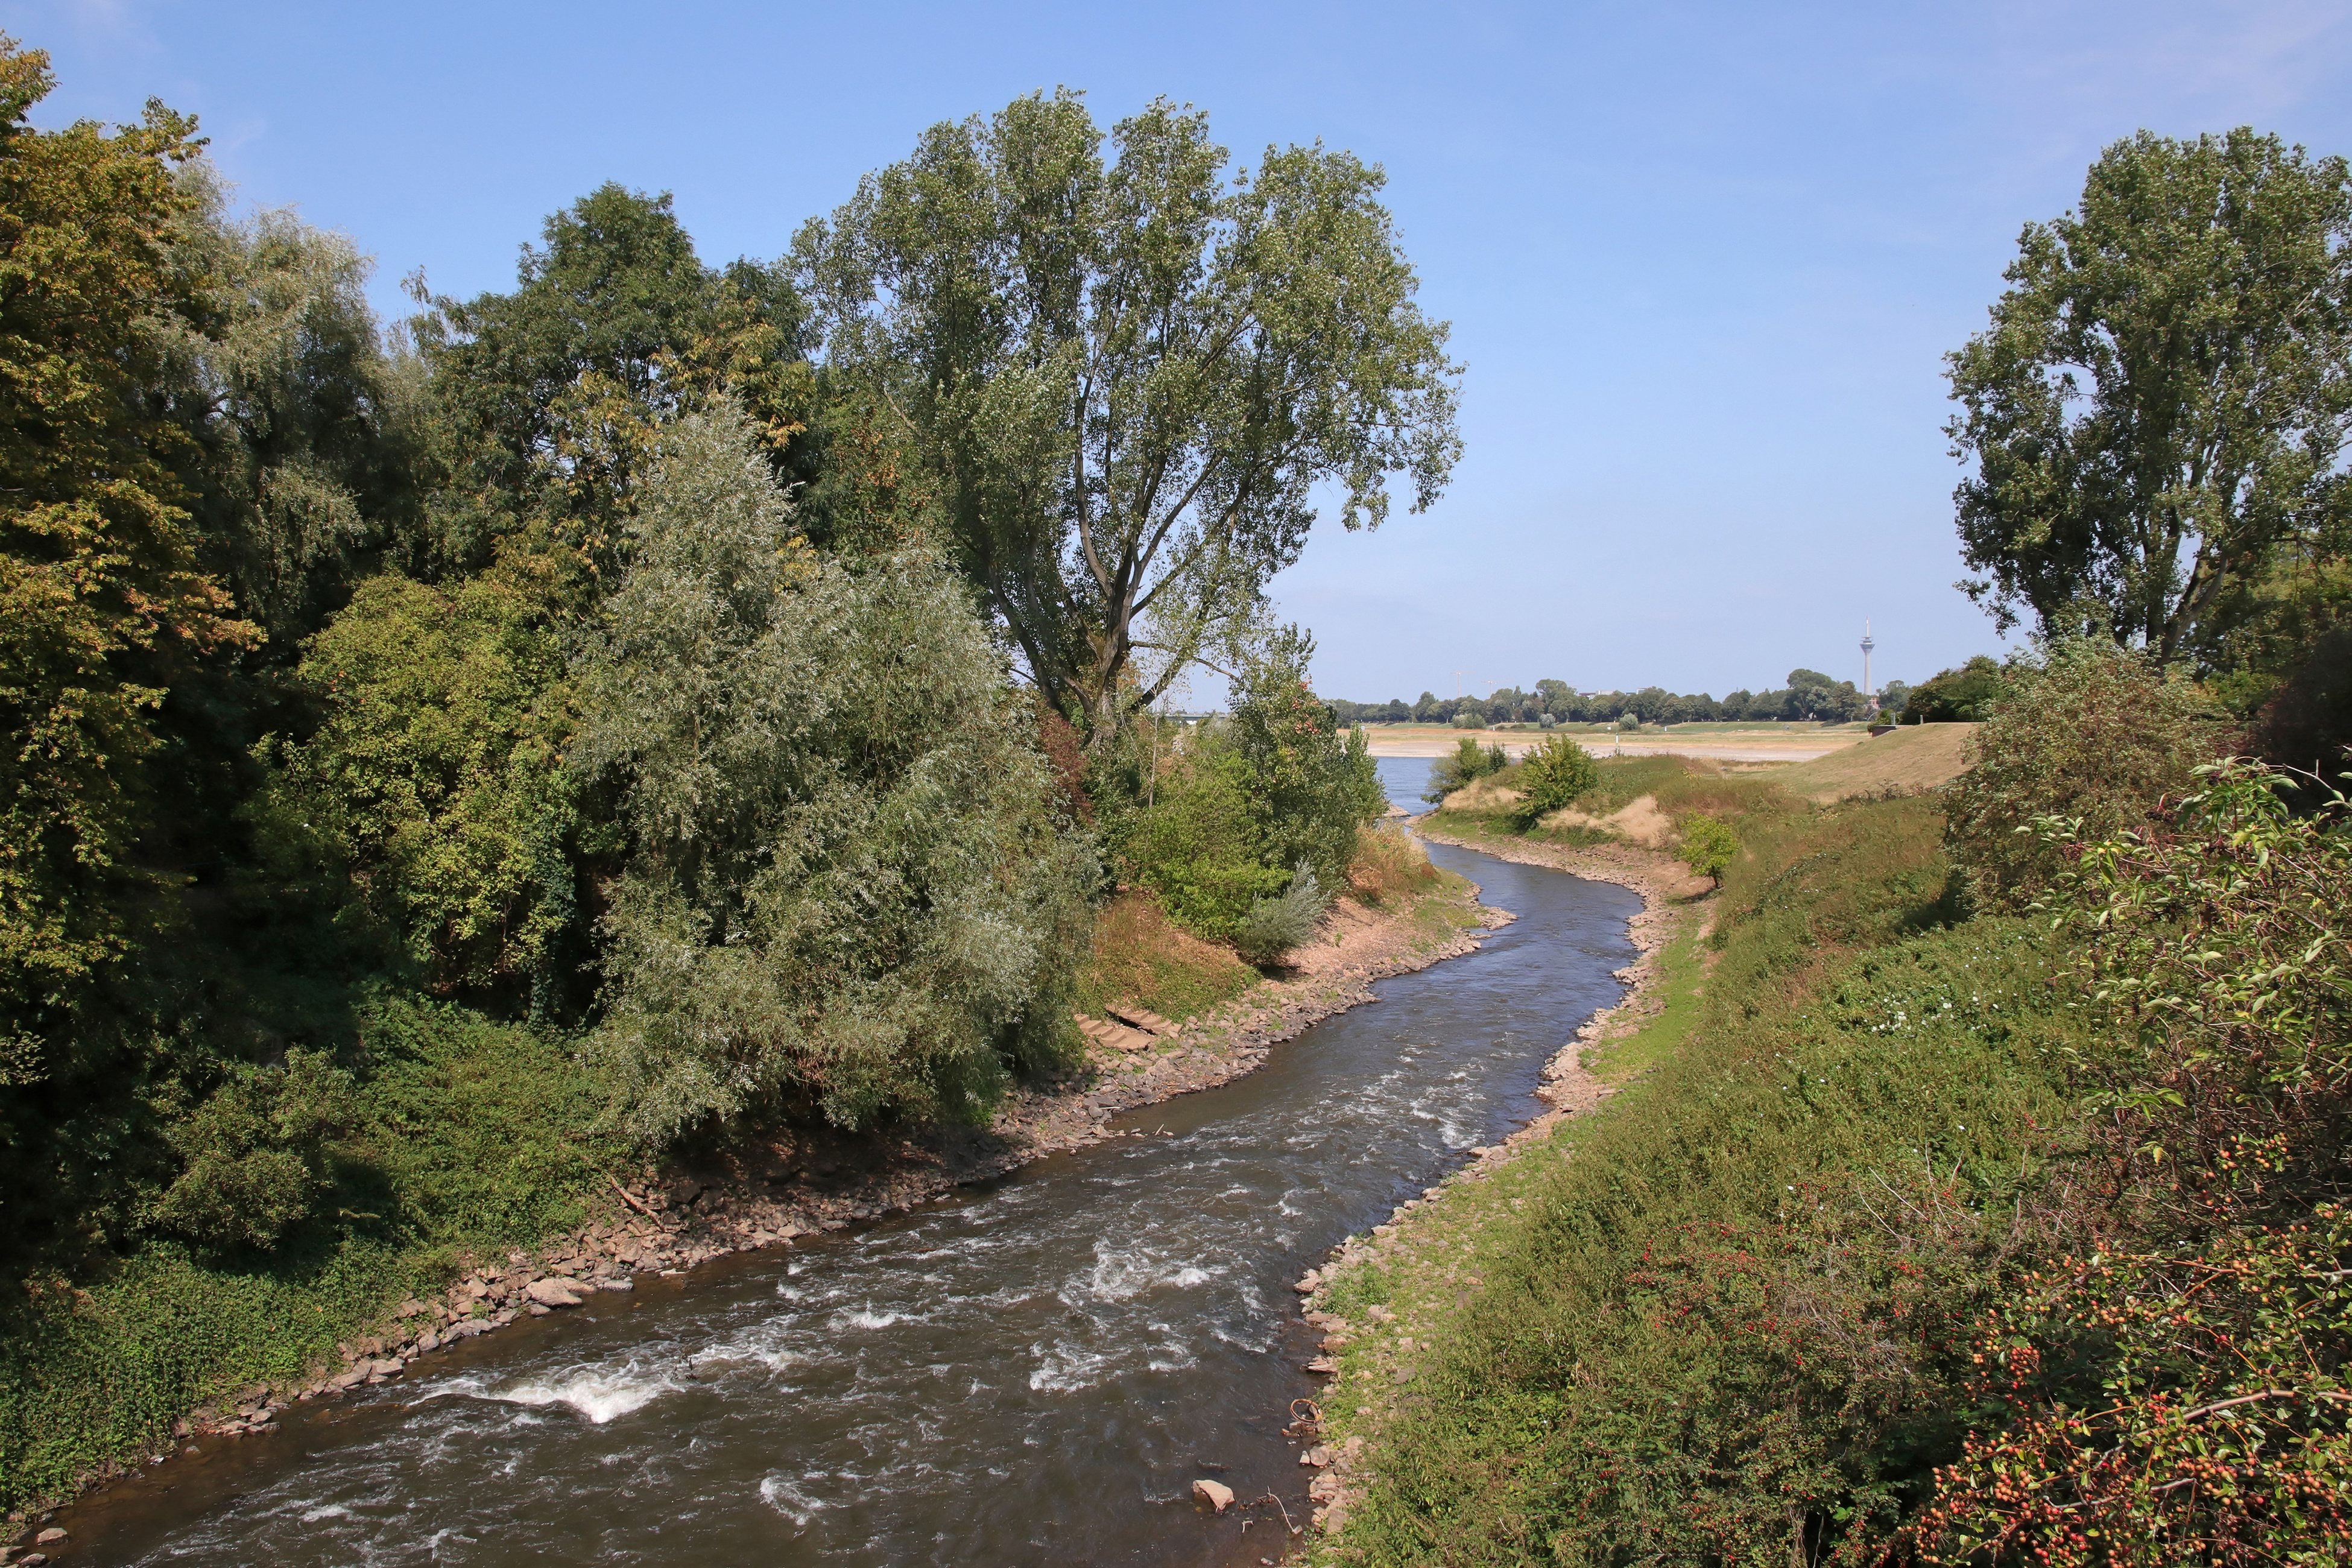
left=19, top=0, right=2352, bottom=701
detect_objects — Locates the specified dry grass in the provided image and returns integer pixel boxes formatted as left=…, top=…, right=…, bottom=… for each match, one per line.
left=1766, top=722, right=1977, bottom=801
left=1073, top=891, right=1257, bottom=1023
left=1347, top=824, right=1443, bottom=906
left=1539, top=792, right=1675, bottom=848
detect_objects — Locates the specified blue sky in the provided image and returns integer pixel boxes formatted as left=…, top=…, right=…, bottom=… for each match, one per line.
left=19, top=0, right=2352, bottom=700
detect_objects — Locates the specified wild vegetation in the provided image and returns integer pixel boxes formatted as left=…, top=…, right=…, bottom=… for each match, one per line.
left=0, top=41, right=1429, bottom=1504
left=1315, top=627, right=2352, bottom=1563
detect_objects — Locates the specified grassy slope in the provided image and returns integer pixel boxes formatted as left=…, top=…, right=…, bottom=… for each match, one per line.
left=1766, top=721, right=1979, bottom=801
left=1317, top=770, right=2084, bottom=1566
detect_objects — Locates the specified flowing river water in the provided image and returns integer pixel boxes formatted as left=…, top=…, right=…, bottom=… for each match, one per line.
left=78, top=760, right=1641, bottom=1568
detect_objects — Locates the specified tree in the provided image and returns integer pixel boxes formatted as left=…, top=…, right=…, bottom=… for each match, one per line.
left=1947, top=128, right=2352, bottom=663
left=168, top=162, right=431, bottom=650
left=1902, top=656, right=2003, bottom=722
left=0, top=39, right=256, bottom=1029
left=1225, top=627, right=1383, bottom=894
left=412, top=183, right=815, bottom=597
left=574, top=403, right=1094, bottom=1139
left=254, top=567, right=579, bottom=1010
left=1783, top=668, right=1867, bottom=722
left=1677, top=815, right=1739, bottom=889
left=796, top=90, right=1462, bottom=748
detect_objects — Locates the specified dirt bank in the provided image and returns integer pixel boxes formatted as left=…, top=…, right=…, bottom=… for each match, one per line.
left=156, top=871, right=1508, bottom=1453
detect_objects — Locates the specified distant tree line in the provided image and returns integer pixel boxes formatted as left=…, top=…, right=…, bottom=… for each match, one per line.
left=1324, top=669, right=1875, bottom=726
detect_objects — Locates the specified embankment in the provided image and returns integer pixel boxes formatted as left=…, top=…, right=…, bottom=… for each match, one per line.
left=1294, top=765, right=2082, bottom=1563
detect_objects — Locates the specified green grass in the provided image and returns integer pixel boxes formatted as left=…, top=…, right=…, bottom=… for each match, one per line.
left=1582, top=914, right=1708, bottom=1086
left=1314, top=789, right=2074, bottom=1567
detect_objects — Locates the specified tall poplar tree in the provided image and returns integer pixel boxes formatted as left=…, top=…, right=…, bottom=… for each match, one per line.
left=797, top=90, right=1462, bottom=747
left=1947, top=128, right=2352, bottom=663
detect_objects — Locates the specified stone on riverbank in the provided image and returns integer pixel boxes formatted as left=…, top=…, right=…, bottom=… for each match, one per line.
left=525, top=1279, right=584, bottom=1308
left=1191, top=1478, right=1234, bottom=1512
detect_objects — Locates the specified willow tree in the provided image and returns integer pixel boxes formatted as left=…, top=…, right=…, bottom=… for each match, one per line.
left=1947, top=128, right=2352, bottom=663
left=795, top=90, right=1461, bottom=745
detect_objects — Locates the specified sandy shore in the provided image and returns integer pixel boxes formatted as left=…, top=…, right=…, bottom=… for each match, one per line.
left=1363, top=726, right=1862, bottom=764
left=154, top=869, right=1511, bottom=1453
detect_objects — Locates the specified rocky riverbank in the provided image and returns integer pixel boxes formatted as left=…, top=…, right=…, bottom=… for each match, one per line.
left=145, top=868, right=1503, bottom=1465
left=1288, top=826, right=1701, bottom=1540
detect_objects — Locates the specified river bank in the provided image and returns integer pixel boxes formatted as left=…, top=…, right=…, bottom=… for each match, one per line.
left=22, top=861, right=1506, bottom=1536
left=1291, top=827, right=1702, bottom=1536
left=49, top=839, right=1645, bottom=1568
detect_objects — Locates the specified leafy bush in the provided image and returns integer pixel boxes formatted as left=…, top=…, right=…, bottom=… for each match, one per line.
left=1677, top=813, right=1739, bottom=887
left=1510, top=734, right=1599, bottom=825
left=1227, top=630, right=1386, bottom=893
left=1617, top=710, right=1641, bottom=731
left=1120, top=739, right=1286, bottom=937
left=256, top=569, right=578, bottom=1005
left=1945, top=639, right=2223, bottom=910
left=1918, top=764, right=2352, bottom=1560
left=1902, top=655, right=2003, bottom=722
left=1234, top=862, right=1323, bottom=966
left=358, top=997, right=622, bottom=1245
left=1423, top=735, right=1507, bottom=803
left=149, top=1051, right=356, bottom=1250
left=576, top=405, right=1095, bottom=1139
left=1121, top=630, right=1382, bottom=945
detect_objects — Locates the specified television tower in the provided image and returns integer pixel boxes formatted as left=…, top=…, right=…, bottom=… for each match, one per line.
left=1860, top=620, right=1876, bottom=712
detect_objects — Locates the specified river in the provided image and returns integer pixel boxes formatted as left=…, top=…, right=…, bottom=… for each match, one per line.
left=77, top=759, right=1640, bottom=1567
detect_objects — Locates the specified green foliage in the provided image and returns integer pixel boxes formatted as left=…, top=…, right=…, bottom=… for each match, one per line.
left=577, top=404, right=1094, bottom=1139
left=355, top=996, right=622, bottom=1244
left=1423, top=734, right=1506, bottom=803
left=0, top=994, right=619, bottom=1509
left=1945, top=639, right=2223, bottom=910
left=0, top=39, right=256, bottom=1023
left=1226, top=628, right=1385, bottom=894
left=1946, top=128, right=2352, bottom=661
left=149, top=1050, right=356, bottom=1250
left=798, top=89, right=1461, bottom=742
left=169, top=162, right=431, bottom=649
left=1902, top=654, right=2004, bottom=722
left=1119, top=628, right=1378, bottom=949
left=1510, top=733, right=1599, bottom=825
left=256, top=568, right=578, bottom=1005
left=1234, top=862, right=1323, bottom=966
left=1121, top=741, right=1285, bottom=937
left=412, top=182, right=816, bottom=592
left=1677, top=812, right=1739, bottom=885
left=1916, top=765, right=2352, bottom=1560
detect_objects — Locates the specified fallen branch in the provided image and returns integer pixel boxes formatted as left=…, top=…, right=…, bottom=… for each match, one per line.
left=609, top=1175, right=658, bottom=1218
